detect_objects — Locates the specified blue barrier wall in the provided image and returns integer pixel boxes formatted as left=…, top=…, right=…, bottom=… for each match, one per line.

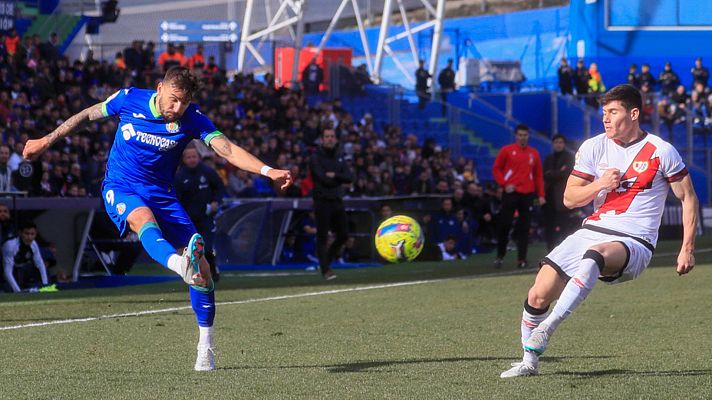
left=569, top=0, right=712, bottom=88
left=303, top=7, right=570, bottom=88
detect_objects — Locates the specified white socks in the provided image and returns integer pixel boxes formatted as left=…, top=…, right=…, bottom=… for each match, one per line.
left=521, top=308, right=549, bottom=347
left=540, top=257, right=600, bottom=335
left=166, top=254, right=183, bottom=275
left=521, top=305, right=549, bottom=366
left=199, top=326, right=214, bottom=348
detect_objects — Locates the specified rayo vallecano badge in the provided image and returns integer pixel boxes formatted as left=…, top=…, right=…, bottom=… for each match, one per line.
left=632, top=161, right=648, bottom=173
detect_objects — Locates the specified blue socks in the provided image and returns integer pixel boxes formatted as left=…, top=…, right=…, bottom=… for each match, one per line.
left=137, top=222, right=216, bottom=330
left=137, top=222, right=176, bottom=267
left=190, top=285, right=216, bottom=327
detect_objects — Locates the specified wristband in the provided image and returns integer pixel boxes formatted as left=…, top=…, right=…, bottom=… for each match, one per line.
left=260, top=165, right=273, bottom=177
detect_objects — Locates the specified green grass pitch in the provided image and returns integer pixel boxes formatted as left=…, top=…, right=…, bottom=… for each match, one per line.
left=1, top=239, right=711, bottom=399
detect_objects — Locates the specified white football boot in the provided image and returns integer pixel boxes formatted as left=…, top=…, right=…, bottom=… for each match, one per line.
left=194, top=346, right=216, bottom=371
left=500, top=361, right=539, bottom=378
left=524, top=327, right=550, bottom=355
left=179, top=234, right=206, bottom=286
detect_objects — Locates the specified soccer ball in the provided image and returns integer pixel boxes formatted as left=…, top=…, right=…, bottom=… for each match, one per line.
left=374, top=215, right=424, bottom=263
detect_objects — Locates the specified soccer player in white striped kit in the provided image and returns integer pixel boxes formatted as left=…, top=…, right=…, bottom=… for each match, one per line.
left=501, top=84, right=699, bottom=378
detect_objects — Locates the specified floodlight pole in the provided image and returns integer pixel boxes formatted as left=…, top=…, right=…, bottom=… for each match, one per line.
left=428, top=0, right=445, bottom=82
left=237, top=0, right=254, bottom=71
left=373, top=0, right=393, bottom=84
left=291, top=0, right=306, bottom=89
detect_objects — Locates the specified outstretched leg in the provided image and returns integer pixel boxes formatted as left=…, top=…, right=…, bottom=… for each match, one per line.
left=526, top=242, right=628, bottom=353
left=501, top=265, right=565, bottom=378
left=127, top=207, right=206, bottom=287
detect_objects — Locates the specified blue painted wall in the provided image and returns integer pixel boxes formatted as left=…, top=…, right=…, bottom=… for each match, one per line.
left=569, top=0, right=712, bottom=89
left=303, top=7, right=570, bottom=88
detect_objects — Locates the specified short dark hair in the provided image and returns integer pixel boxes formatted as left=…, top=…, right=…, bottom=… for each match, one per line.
left=552, top=134, right=567, bottom=142
left=599, top=84, right=642, bottom=112
left=163, top=66, right=200, bottom=98
left=20, top=221, right=37, bottom=231
left=515, top=123, right=529, bottom=133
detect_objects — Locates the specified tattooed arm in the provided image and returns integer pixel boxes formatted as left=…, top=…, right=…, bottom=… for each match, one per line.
left=23, top=103, right=107, bottom=160
left=209, top=134, right=293, bottom=190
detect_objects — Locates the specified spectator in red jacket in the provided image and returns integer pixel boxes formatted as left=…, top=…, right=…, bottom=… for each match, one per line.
left=492, top=124, right=545, bottom=269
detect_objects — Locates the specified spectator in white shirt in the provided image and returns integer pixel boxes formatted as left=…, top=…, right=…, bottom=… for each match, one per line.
left=2, top=222, right=48, bottom=293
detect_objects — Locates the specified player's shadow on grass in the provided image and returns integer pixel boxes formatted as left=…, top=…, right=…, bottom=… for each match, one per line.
left=554, top=368, right=712, bottom=378
left=221, top=355, right=613, bottom=373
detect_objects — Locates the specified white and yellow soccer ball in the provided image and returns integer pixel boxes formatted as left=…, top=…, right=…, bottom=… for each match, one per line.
left=374, top=215, right=424, bottom=263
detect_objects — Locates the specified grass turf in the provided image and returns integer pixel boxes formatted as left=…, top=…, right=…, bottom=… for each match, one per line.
left=1, top=239, right=711, bottom=399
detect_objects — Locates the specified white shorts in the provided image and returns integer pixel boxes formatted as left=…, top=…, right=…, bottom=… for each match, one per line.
left=542, top=226, right=654, bottom=285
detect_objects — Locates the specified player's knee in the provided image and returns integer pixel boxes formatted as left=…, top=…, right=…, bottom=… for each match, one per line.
left=523, top=298, right=549, bottom=315
left=583, top=248, right=606, bottom=272
left=527, top=286, right=552, bottom=310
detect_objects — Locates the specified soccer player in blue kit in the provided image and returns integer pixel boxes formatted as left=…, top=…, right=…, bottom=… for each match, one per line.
left=23, top=66, right=293, bottom=371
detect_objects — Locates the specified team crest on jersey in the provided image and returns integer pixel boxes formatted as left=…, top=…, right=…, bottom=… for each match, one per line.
left=166, top=121, right=181, bottom=133
left=632, top=161, right=649, bottom=173
left=116, top=203, right=126, bottom=215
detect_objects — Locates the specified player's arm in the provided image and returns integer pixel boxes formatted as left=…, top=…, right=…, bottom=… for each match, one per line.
left=563, top=168, right=620, bottom=209
left=670, top=174, right=698, bottom=275
left=23, top=103, right=107, bottom=160
left=2, top=240, right=21, bottom=293
left=209, top=135, right=293, bottom=190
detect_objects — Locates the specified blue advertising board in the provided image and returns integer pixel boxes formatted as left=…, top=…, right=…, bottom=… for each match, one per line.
left=159, top=20, right=239, bottom=43
left=0, top=0, right=15, bottom=31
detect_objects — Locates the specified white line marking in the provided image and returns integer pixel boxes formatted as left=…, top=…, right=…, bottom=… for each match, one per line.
left=0, top=269, right=532, bottom=332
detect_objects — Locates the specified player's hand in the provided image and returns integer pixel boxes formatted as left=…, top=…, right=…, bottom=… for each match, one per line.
left=22, top=137, right=50, bottom=161
left=267, top=168, right=293, bottom=190
left=538, top=196, right=546, bottom=206
left=504, top=184, right=515, bottom=193
left=676, top=250, right=695, bottom=275
left=599, top=168, right=621, bottom=191
left=325, top=171, right=336, bottom=178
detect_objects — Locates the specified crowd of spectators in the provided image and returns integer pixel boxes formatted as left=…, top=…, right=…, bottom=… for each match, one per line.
left=559, top=56, right=712, bottom=137
left=0, top=33, right=512, bottom=263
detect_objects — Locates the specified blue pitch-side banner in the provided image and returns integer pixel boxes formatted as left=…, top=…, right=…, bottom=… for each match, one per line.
left=159, top=20, right=239, bottom=43
left=0, top=0, right=15, bottom=31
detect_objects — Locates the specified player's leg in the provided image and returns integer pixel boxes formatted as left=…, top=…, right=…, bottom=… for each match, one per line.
left=513, top=194, right=534, bottom=267
left=526, top=241, right=628, bottom=354
left=500, top=264, right=566, bottom=378
left=153, top=203, right=217, bottom=371
left=325, top=204, right=349, bottom=275
left=125, top=207, right=206, bottom=287
left=495, top=193, right=517, bottom=266
left=314, top=201, right=334, bottom=277
left=102, top=186, right=200, bottom=283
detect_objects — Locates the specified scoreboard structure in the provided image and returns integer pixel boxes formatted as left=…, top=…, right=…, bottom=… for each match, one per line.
left=605, top=0, right=712, bottom=31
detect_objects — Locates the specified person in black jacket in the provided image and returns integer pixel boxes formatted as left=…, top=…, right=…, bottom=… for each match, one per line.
left=310, top=129, right=353, bottom=280
left=415, top=59, right=431, bottom=109
left=175, top=146, right=225, bottom=281
left=302, top=59, right=324, bottom=96
left=542, top=134, right=576, bottom=250
left=438, top=58, right=456, bottom=116
left=557, top=58, right=574, bottom=95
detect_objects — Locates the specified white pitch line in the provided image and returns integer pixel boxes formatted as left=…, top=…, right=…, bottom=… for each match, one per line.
left=0, top=269, right=532, bottom=332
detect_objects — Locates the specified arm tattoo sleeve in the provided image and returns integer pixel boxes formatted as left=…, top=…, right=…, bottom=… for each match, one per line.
left=46, top=103, right=105, bottom=145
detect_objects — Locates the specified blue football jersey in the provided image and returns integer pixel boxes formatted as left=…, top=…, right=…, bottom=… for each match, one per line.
left=101, top=87, right=222, bottom=188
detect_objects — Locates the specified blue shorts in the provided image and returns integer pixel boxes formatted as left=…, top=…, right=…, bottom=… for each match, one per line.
left=102, top=181, right=197, bottom=249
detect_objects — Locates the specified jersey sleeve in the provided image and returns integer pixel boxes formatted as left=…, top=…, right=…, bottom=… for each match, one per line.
left=571, top=138, right=596, bottom=182
left=101, top=88, right=133, bottom=117
left=188, top=107, right=223, bottom=145
left=660, top=143, right=688, bottom=182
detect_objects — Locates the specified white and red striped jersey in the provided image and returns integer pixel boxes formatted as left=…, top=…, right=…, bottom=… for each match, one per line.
left=571, top=132, right=687, bottom=247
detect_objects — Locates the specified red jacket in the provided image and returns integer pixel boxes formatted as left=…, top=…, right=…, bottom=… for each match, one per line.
left=492, top=144, right=544, bottom=197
